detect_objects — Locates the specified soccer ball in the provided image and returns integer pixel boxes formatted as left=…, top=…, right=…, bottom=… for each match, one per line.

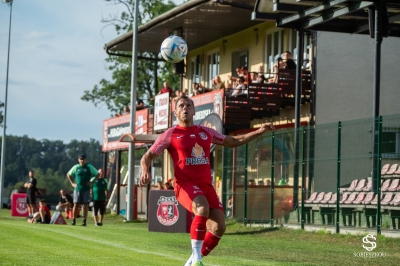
left=160, top=35, right=188, bottom=63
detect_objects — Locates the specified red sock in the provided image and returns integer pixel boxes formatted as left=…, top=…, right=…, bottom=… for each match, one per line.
left=190, top=215, right=208, bottom=240
left=201, top=231, right=221, bottom=256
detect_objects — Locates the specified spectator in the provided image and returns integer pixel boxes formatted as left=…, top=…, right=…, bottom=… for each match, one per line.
left=67, top=154, right=99, bottom=226
left=190, top=83, right=202, bottom=97
left=28, top=199, right=51, bottom=224
left=248, top=179, right=256, bottom=186
left=271, top=57, right=285, bottom=83
left=24, top=170, right=37, bottom=218
left=136, top=94, right=145, bottom=110
left=173, top=90, right=182, bottom=102
left=283, top=51, right=296, bottom=69
left=213, top=76, right=225, bottom=90
left=56, top=189, right=73, bottom=218
left=90, top=169, right=109, bottom=226
left=164, top=179, right=174, bottom=190
left=264, top=179, right=271, bottom=186
left=152, top=81, right=173, bottom=100
left=230, top=76, right=246, bottom=97
left=183, top=89, right=188, bottom=97
left=257, top=74, right=266, bottom=84
left=250, top=72, right=258, bottom=83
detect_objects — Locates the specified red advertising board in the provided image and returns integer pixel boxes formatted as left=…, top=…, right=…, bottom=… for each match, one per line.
left=11, top=193, right=28, bottom=217
left=102, top=109, right=149, bottom=152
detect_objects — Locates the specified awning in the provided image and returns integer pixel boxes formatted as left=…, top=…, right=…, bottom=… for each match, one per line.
left=252, top=0, right=400, bottom=37
left=104, top=0, right=263, bottom=53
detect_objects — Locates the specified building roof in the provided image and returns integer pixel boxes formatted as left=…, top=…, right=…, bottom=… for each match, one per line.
left=105, top=0, right=263, bottom=53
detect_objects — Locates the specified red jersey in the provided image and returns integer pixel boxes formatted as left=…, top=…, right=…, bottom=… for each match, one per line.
left=160, top=87, right=173, bottom=95
left=150, top=125, right=226, bottom=185
left=40, top=205, right=51, bottom=219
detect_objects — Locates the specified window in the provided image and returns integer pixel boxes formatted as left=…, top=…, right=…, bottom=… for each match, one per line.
left=381, top=129, right=400, bottom=158
left=206, top=51, right=220, bottom=87
left=231, top=49, right=248, bottom=76
left=190, top=54, right=203, bottom=94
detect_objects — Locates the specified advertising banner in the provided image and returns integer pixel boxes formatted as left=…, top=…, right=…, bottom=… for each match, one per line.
left=102, top=108, right=148, bottom=152
left=11, top=193, right=28, bottom=217
left=171, top=89, right=224, bottom=126
left=154, top=93, right=170, bottom=131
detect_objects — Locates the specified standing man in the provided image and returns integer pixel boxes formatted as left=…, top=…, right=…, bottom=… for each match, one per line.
left=283, top=51, right=297, bottom=69
left=24, top=170, right=37, bottom=218
left=140, top=96, right=274, bottom=266
left=90, top=168, right=109, bottom=226
left=56, top=189, right=73, bottom=218
left=67, top=154, right=99, bottom=226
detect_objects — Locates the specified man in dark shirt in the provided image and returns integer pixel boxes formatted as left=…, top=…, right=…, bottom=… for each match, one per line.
left=24, top=170, right=37, bottom=218
left=283, top=51, right=297, bottom=69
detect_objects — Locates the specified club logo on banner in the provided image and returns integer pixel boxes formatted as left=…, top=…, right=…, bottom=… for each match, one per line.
left=50, top=211, right=67, bottom=225
left=156, top=196, right=179, bottom=226
left=16, top=197, right=27, bottom=215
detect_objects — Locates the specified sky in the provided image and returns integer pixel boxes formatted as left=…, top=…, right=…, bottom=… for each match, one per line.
left=0, top=0, right=184, bottom=143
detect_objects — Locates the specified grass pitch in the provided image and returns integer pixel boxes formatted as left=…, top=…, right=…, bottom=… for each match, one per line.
left=0, top=209, right=399, bottom=265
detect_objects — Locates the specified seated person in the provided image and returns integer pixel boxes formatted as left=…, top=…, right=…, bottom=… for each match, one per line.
left=173, top=90, right=182, bottom=101
left=264, top=179, right=271, bottom=186
left=28, top=199, right=51, bottom=224
left=257, top=74, right=266, bottom=84
left=190, top=83, right=202, bottom=97
left=213, top=75, right=225, bottom=90
left=230, top=76, right=246, bottom=97
left=136, top=95, right=145, bottom=110
left=164, top=180, right=174, bottom=190
left=271, top=57, right=285, bottom=83
left=197, top=82, right=213, bottom=94
left=250, top=72, right=258, bottom=83
left=56, top=189, right=73, bottom=216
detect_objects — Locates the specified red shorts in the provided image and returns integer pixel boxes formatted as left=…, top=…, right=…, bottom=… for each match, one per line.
left=175, top=181, right=224, bottom=213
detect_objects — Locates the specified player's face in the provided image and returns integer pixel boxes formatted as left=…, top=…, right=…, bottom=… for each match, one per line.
left=174, top=98, right=195, bottom=124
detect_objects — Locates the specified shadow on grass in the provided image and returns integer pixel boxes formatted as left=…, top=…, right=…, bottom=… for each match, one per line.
left=225, top=226, right=279, bottom=235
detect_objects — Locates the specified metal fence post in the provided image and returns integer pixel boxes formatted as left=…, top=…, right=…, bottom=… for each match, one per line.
left=336, top=121, right=341, bottom=234
left=244, top=144, right=248, bottom=225
left=376, top=116, right=382, bottom=235
left=270, top=132, right=275, bottom=227
left=301, top=127, right=306, bottom=230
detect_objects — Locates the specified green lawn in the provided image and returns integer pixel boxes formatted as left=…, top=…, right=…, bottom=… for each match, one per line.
left=0, top=209, right=399, bottom=266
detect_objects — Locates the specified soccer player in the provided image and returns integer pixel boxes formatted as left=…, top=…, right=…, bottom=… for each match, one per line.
left=139, top=96, right=274, bottom=266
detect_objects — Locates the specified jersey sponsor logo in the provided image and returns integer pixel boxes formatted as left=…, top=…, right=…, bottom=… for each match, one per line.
left=193, top=186, right=199, bottom=189
left=176, top=135, right=184, bottom=138
left=199, top=132, right=208, bottom=140
left=190, top=134, right=196, bottom=138
left=156, top=196, right=179, bottom=226
left=186, top=143, right=209, bottom=165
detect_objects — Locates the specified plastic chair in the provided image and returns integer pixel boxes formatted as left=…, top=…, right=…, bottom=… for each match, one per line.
left=343, top=192, right=358, bottom=204
left=304, top=192, right=318, bottom=203
left=352, top=192, right=366, bottom=204
left=381, top=179, right=392, bottom=192
left=381, top=163, right=390, bottom=175
left=319, top=192, right=333, bottom=204
left=381, top=193, right=394, bottom=205
left=387, top=179, right=400, bottom=192
left=327, top=193, right=337, bottom=204
left=390, top=194, right=400, bottom=206
left=344, top=179, right=359, bottom=192
left=312, top=192, right=326, bottom=204
left=383, top=164, right=398, bottom=177
left=370, top=193, right=384, bottom=205
left=362, top=192, right=375, bottom=205
left=339, top=192, right=351, bottom=204
left=362, top=180, right=372, bottom=192
left=354, top=179, right=367, bottom=191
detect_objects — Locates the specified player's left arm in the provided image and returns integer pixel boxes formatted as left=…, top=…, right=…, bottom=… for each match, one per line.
left=222, top=123, right=275, bottom=148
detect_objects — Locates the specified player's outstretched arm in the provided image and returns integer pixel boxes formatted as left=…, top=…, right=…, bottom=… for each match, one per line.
left=140, top=150, right=158, bottom=186
left=222, top=123, right=275, bottom=148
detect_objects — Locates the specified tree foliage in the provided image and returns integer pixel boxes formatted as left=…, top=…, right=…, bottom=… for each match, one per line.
left=81, top=0, right=182, bottom=115
left=1, top=135, right=103, bottom=196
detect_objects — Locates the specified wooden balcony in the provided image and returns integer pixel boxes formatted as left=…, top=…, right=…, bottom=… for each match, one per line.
left=224, top=69, right=312, bottom=130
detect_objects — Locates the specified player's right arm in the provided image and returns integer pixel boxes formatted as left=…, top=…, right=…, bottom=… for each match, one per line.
left=67, top=165, right=77, bottom=188
left=139, top=150, right=158, bottom=186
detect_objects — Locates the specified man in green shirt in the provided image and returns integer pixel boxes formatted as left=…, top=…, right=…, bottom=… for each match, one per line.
left=90, top=168, right=109, bottom=226
left=67, top=154, right=99, bottom=226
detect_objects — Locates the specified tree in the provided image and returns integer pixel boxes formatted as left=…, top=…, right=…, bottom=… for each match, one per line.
left=81, top=0, right=181, bottom=115
left=0, top=101, right=4, bottom=127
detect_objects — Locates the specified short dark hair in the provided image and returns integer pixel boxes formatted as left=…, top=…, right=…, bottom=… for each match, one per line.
left=284, top=51, right=291, bottom=55
left=238, top=76, right=245, bottom=83
left=174, top=95, right=195, bottom=109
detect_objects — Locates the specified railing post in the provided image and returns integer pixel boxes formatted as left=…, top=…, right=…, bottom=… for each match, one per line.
left=270, top=132, right=275, bottom=227
left=336, top=121, right=341, bottom=234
